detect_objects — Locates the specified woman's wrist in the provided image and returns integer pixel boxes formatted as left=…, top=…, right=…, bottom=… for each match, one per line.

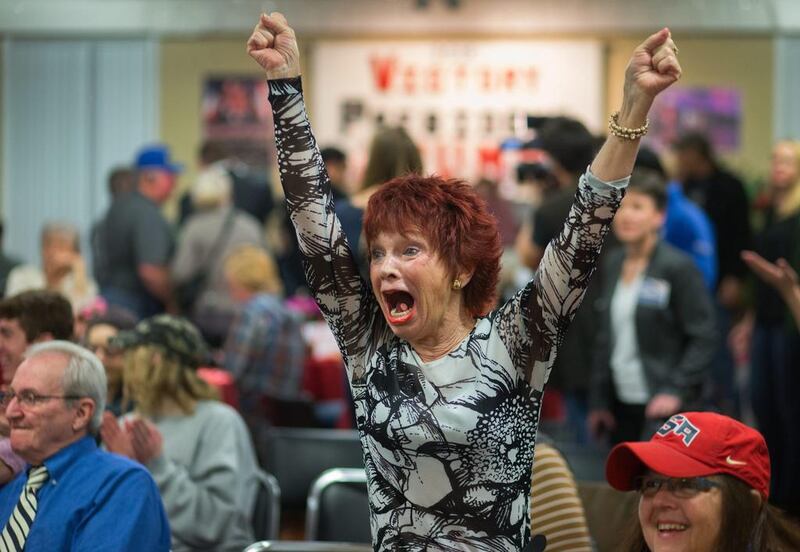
left=616, top=98, right=653, bottom=129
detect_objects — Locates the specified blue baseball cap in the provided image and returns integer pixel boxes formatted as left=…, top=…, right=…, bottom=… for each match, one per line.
left=135, top=144, right=183, bottom=174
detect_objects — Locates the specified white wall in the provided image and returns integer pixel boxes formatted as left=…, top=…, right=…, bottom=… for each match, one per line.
left=774, top=36, right=800, bottom=140
left=1, top=38, right=157, bottom=265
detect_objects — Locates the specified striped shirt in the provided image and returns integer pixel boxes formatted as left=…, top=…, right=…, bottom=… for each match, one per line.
left=530, top=443, right=593, bottom=552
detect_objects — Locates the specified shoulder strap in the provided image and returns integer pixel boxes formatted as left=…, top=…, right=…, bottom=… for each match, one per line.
left=191, top=209, right=238, bottom=291
left=205, top=209, right=237, bottom=266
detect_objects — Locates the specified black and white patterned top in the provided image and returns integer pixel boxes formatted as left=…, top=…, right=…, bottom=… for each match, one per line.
left=269, top=77, right=626, bottom=551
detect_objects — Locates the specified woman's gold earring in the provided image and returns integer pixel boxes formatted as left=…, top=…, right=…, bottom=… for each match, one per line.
left=452, top=279, right=462, bottom=290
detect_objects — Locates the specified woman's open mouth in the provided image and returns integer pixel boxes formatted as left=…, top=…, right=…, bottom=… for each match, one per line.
left=383, top=290, right=416, bottom=325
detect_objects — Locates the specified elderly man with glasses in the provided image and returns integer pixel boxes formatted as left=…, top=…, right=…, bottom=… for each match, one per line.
left=0, top=340, right=170, bottom=551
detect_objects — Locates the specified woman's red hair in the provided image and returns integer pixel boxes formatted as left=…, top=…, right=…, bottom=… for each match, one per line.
left=363, top=174, right=503, bottom=317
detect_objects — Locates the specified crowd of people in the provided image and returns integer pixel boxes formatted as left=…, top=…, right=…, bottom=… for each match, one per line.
left=0, top=10, right=796, bottom=552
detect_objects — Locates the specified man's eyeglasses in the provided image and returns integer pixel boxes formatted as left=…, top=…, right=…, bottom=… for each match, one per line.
left=635, top=475, right=721, bottom=499
left=0, top=389, right=83, bottom=408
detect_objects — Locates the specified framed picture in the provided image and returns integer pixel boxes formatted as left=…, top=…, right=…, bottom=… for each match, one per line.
left=202, top=76, right=274, bottom=168
left=645, top=87, right=741, bottom=154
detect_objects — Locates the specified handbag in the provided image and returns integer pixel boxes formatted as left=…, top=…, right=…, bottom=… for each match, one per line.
left=175, top=210, right=236, bottom=314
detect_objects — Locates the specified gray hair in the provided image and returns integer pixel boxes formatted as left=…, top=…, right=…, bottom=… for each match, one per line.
left=26, top=340, right=107, bottom=434
left=191, top=164, right=232, bottom=210
left=41, top=222, right=81, bottom=252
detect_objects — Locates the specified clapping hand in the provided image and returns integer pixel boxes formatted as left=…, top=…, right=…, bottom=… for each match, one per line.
left=645, top=393, right=681, bottom=419
left=101, top=412, right=163, bottom=464
left=742, top=250, right=800, bottom=331
left=246, top=12, right=301, bottom=80
left=101, top=411, right=136, bottom=459
left=128, top=418, right=164, bottom=464
left=742, top=251, right=799, bottom=297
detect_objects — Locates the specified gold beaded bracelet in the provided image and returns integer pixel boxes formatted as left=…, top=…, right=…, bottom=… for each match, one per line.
left=608, top=111, right=649, bottom=140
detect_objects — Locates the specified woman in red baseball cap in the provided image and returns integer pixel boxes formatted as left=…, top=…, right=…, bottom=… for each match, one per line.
left=605, top=411, right=800, bottom=551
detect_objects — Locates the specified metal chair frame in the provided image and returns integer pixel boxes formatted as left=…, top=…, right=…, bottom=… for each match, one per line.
left=252, top=470, right=282, bottom=541
left=304, top=468, right=368, bottom=541
left=243, top=541, right=372, bottom=552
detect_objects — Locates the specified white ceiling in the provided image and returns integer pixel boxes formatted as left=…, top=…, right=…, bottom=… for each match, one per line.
left=1, top=0, right=799, bottom=37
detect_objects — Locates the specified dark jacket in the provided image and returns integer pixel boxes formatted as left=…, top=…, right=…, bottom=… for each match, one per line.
left=590, top=241, right=717, bottom=410
left=683, top=167, right=751, bottom=284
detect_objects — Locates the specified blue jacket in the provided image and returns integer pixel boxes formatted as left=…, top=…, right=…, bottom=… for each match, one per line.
left=663, top=182, right=718, bottom=290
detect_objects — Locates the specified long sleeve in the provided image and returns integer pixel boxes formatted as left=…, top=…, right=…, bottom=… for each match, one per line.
left=589, top=260, right=615, bottom=411
left=720, top=174, right=752, bottom=280
left=146, top=407, right=256, bottom=551
left=660, top=258, right=717, bottom=397
left=71, top=468, right=171, bottom=552
left=171, top=219, right=204, bottom=284
left=268, top=77, right=384, bottom=379
left=495, top=169, right=626, bottom=391
left=223, top=307, right=259, bottom=383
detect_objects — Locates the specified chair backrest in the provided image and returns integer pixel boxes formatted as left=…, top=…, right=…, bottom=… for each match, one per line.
left=252, top=471, right=282, bottom=541
left=257, top=427, right=364, bottom=508
left=243, top=541, right=372, bottom=552
left=305, top=468, right=370, bottom=543
left=555, top=442, right=610, bottom=482
left=577, top=481, right=639, bottom=551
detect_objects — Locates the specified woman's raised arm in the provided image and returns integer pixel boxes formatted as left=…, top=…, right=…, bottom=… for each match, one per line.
left=247, top=13, right=379, bottom=366
left=502, top=29, right=682, bottom=390
left=592, top=28, right=681, bottom=180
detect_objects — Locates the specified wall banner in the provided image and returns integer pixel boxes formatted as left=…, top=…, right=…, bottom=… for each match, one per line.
left=310, top=39, right=603, bottom=184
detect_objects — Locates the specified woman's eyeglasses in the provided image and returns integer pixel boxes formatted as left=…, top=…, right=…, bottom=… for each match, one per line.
left=0, top=389, right=83, bottom=408
left=635, top=475, right=721, bottom=498
left=86, top=344, right=122, bottom=357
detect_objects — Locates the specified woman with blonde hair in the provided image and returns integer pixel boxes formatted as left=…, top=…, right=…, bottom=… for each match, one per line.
left=737, top=139, right=800, bottom=516
left=101, top=314, right=260, bottom=552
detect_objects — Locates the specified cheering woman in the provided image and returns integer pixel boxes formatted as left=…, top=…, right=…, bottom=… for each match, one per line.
left=248, top=14, right=681, bottom=551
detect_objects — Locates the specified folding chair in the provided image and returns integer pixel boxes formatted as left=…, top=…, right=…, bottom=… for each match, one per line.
left=252, top=470, right=281, bottom=541
left=305, top=468, right=370, bottom=543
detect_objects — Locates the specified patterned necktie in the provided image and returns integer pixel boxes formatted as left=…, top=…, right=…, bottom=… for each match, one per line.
left=0, top=465, right=49, bottom=551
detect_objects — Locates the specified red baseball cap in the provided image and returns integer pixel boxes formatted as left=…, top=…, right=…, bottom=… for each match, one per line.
left=606, top=412, right=771, bottom=499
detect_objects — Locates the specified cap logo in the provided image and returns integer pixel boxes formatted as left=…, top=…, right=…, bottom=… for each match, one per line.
left=657, top=414, right=700, bottom=446
left=725, top=455, right=747, bottom=466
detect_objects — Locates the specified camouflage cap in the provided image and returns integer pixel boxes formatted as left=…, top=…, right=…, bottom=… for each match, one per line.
left=110, top=314, right=210, bottom=368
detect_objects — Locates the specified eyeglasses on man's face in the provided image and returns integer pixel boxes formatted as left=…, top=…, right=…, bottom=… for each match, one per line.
left=635, top=475, right=721, bottom=499
left=0, top=389, right=83, bottom=408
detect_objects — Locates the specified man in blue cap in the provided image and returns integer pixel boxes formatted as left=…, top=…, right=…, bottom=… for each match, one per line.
left=94, top=144, right=182, bottom=319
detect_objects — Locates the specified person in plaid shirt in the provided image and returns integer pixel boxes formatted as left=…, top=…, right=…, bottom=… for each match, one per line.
left=223, top=245, right=306, bottom=423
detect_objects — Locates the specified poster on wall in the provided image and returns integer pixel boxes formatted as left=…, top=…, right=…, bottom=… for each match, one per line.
left=202, top=76, right=274, bottom=168
left=645, top=87, right=741, bottom=154
left=310, top=40, right=603, bottom=188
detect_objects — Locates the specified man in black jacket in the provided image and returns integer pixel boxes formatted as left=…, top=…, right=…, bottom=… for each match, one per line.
left=673, top=133, right=751, bottom=306
left=674, top=132, right=751, bottom=415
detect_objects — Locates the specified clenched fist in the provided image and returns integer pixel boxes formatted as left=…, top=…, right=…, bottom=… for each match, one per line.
left=246, top=12, right=301, bottom=80
left=623, top=28, right=682, bottom=109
